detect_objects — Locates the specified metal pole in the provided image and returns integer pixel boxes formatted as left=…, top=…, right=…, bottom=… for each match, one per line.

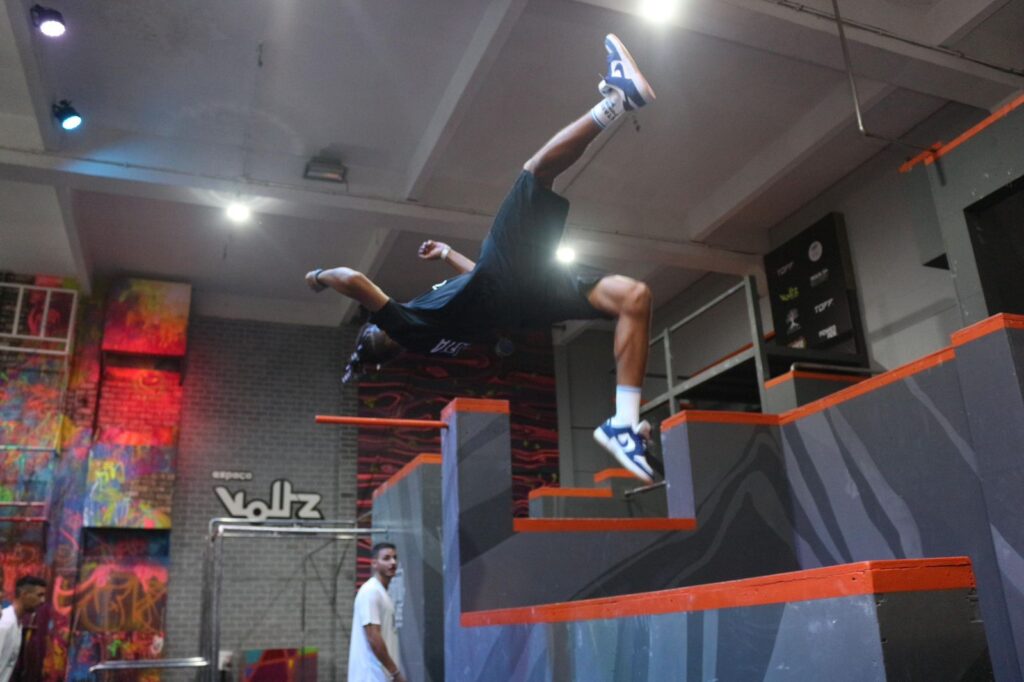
left=744, top=275, right=771, bottom=410
left=210, top=530, right=224, bottom=682
left=662, top=332, right=678, bottom=415
left=830, top=0, right=932, bottom=153
left=664, top=281, right=746, bottom=338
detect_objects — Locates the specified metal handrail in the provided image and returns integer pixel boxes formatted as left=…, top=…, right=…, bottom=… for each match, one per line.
left=789, top=362, right=877, bottom=375
left=643, top=277, right=768, bottom=416
left=203, top=518, right=384, bottom=682
left=650, top=281, right=746, bottom=346
left=90, top=657, right=209, bottom=675
left=624, top=481, right=667, bottom=498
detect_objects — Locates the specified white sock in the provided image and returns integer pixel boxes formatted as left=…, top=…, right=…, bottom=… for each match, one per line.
left=611, top=385, right=642, bottom=427
left=590, top=87, right=625, bottom=129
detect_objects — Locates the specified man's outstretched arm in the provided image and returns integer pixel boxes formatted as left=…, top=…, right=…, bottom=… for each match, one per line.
left=418, top=240, right=475, bottom=274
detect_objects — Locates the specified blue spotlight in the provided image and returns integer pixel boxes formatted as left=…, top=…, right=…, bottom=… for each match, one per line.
left=53, top=100, right=82, bottom=130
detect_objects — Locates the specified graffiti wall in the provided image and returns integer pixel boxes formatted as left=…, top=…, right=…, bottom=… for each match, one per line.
left=84, top=446, right=175, bottom=529
left=356, top=331, right=558, bottom=579
left=1, top=271, right=190, bottom=682
left=242, top=648, right=318, bottom=682
left=102, top=280, right=191, bottom=357
left=66, top=530, right=170, bottom=682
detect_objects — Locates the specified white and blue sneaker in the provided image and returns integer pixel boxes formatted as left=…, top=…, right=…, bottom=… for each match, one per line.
left=600, top=34, right=656, bottom=111
left=593, top=419, right=655, bottom=483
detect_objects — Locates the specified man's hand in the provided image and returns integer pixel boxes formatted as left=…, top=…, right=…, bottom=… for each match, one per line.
left=418, top=240, right=449, bottom=260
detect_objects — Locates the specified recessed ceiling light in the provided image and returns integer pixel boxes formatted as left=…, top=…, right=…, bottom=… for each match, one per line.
left=556, top=245, right=576, bottom=264
left=639, top=0, right=680, bottom=23
left=226, top=203, right=252, bottom=224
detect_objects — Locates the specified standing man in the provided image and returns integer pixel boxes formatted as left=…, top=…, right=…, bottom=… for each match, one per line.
left=308, top=34, right=658, bottom=482
left=348, top=543, right=404, bottom=682
left=0, top=575, right=46, bottom=682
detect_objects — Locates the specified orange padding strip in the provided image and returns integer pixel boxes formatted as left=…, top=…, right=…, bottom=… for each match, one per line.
left=316, top=415, right=446, bottom=429
left=513, top=518, right=697, bottom=533
left=441, top=398, right=510, bottom=421
left=461, top=556, right=974, bottom=627
left=593, top=468, right=641, bottom=484
left=951, top=313, right=1024, bottom=348
left=900, top=93, right=1024, bottom=174
left=528, top=487, right=614, bottom=501
left=372, top=454, right=441, bottom=500
left=764, top=370, right=865, bottom=390
left=662, top=410, right=778, bottom=431
left=662, top=347, right=957, bottom=432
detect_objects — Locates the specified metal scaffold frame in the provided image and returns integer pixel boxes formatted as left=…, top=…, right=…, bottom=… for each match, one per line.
left=89, top=518, right=383, bottom=681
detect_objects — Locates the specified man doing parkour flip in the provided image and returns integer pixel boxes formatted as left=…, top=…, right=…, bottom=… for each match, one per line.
left=307, top=34, right=658, bottom=482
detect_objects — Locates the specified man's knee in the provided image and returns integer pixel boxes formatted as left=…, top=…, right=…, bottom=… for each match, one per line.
left=624, top=281, right=652, bottom=315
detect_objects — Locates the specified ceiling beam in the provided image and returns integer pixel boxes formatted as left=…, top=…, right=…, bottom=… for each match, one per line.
left=683, top=80, right=891, bottom=243
left=0, top=144, right=758, bottom=276
left=55, top=186, right=92, bottom=294
left=1, top=0, right=59, bottom=151
left=568, top=226, right=762, bottom=279
left=927, top=0, right=1011, bottom=45
left=403, top=0, right=529, bottom=201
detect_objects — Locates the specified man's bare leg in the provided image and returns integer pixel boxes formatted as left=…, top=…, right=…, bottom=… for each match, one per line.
left=587, top=275, right=652, bottom=389
left=588, top=273, right=656, bottom=483
left=305, top=267, right=390, bottom=312
left=523, top=115, right=603, bottom=189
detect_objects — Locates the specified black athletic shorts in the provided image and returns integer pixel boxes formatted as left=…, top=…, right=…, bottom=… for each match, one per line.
left=476, top=171, right=610, bottom=329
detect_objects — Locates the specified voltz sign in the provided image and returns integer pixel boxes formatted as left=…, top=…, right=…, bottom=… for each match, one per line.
left=215, top=479, right=323, bottom=521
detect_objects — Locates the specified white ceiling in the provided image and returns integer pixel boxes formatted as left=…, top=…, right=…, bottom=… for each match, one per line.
left=0, top=0, right=1021, bottom=329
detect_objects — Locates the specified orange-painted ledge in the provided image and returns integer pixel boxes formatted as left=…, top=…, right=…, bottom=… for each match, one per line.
left=372, top=454, right=441, bottom=500
left=593, top=468, right=642, bottom=484
left=663, top=347, right=958, bottom=432
left=461, top=556, right=974, bottom=627
left=764, top=370, right=865, bottom=390
left=663, top=313, right=1023, bottom=433
left=900, top=93, right=1024, bottom=173
left=441, top=398, right=509, bottom=421
left=951, top=313, right=1024, bottom=348
left=513, top=518, right=696, bottom=533
left=528, top=487, right=614, bottom=501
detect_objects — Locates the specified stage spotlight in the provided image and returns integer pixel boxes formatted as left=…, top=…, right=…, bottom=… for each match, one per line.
left=52, top=100, right=81, bottom=130
left=639, top=0, right=680, bottom=23
left=226, top=202, right=251, bottom=224
left=556, top=245, right=576, bottom=264
left=31, top=5, right=65, bottom=37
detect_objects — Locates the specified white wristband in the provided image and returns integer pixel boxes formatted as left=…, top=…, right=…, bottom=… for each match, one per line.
left=440, top=245, right=451, bottom=261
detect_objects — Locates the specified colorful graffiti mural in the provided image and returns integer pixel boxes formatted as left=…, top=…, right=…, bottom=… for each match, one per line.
left=102, top=279, right=191, bottom=357
left=243, top=648, right=318, bottom=682
left=66, top=530, right=170, bottom=682
left=0, top=361, right=64, bottom=448
left=356, top=331, right=559, bottom=579
left=83, top=445, right=175, bottom=529
left=96, top=367, right=183, bottom=447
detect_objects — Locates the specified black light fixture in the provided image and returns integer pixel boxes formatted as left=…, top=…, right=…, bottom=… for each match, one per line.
left=30, top=4, right=65, bottom=37
left=52, top=100, right=82, bottom=130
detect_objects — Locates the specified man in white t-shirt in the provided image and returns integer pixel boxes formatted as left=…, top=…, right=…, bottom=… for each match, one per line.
left=348, top=543, right=404, bottom=682
left=0, top=575, right=47, bottom=682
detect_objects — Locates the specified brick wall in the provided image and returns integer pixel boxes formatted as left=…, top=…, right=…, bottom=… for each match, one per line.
left=164, top=317, right=358, bottom=680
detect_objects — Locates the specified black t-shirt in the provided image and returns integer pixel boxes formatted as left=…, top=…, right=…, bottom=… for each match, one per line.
left=369, top=271, right=501, bottom=356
